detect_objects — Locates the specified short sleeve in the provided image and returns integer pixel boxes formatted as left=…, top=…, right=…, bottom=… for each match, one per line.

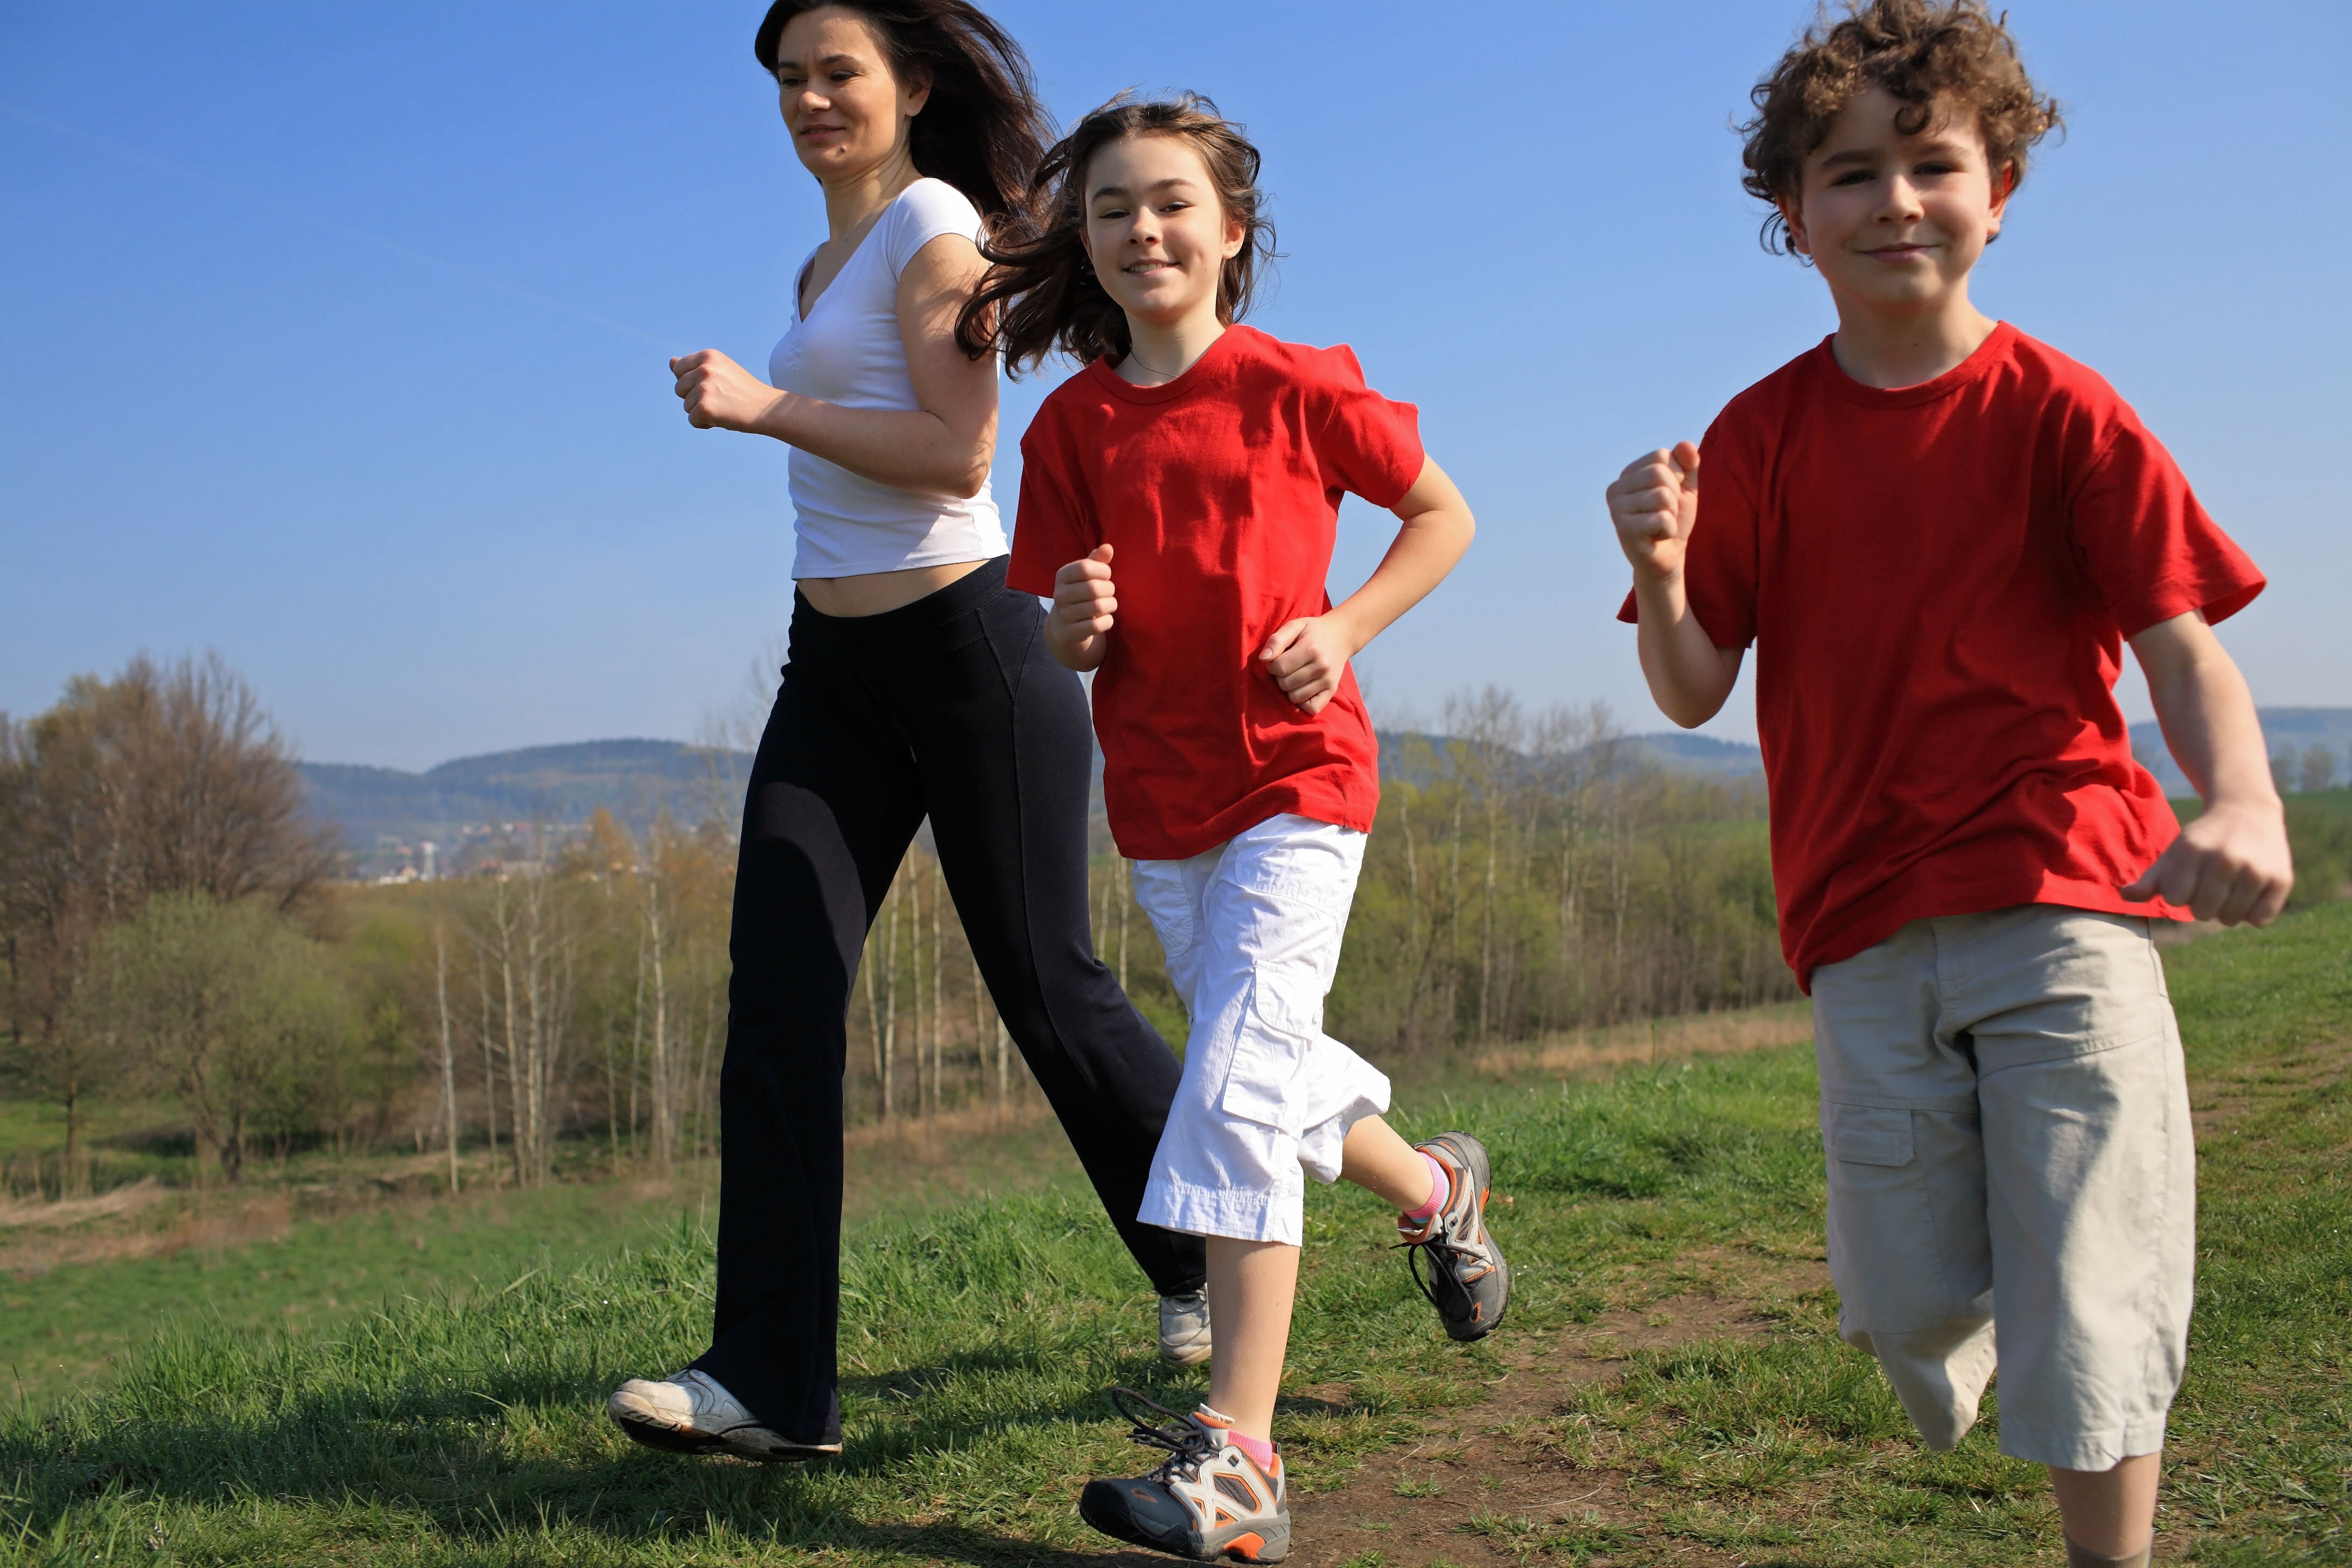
left=2067, top=408, right=2264, bottom=635
left=1006, top=403, right=1094, bottom=597
left=1613, top=413, right=1761, bottom=648
left=1307, top=345, right=1424, bottom=508
left=884, top=179, right=985, bottom=277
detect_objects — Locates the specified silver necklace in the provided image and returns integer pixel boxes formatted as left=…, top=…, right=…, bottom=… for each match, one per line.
left=1125, top=349, right=1184, bottom=382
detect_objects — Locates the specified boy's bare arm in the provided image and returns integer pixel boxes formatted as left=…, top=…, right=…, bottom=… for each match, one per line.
left=1606, top=443, right=1745, bottom=728
left=2122, top=610, right=2292, bottom=925
left=1260, top=458, right=1476, bottom=715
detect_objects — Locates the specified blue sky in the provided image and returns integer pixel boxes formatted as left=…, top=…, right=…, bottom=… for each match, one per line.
left=4, top=1, right=2347, bottom=770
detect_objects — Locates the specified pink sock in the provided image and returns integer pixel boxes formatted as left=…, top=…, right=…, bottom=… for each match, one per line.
left=1198, top=1405, right=1277, bottom=1471
left=1228, top=1428, right=1277, bottom=1471
left=1402, top=1150, right=1450, bottom=1222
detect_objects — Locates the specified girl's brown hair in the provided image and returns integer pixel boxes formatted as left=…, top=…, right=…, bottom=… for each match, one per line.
left=753, top=0, right=1051, bottom=233
left=956, top=94, right=1277, bottom=372
left=1741, top=0, right=2062, bottom=256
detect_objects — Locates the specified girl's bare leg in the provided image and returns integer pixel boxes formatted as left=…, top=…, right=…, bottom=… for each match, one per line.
left=1340, top=1115, right=1438, bottom=1212
left=1202, top=1237, right=1300, bottom=1440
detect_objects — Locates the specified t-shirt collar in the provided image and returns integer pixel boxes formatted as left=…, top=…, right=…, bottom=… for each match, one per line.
left=1810, top=320, right=2017, bottom=409
left=1085, top=323, right=1253, bottom=404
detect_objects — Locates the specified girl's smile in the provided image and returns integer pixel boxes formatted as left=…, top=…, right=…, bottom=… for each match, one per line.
left=1082, top=134, right=1246, bottom=343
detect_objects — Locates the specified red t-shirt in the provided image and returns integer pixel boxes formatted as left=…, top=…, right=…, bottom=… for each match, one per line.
left=1618, top=324, right=2264, bottom=988
left=1009, top=325, right=1425, bottom=860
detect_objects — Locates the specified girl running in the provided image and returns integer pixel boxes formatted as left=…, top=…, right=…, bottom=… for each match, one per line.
left=970, top=95, right=1508, bottom=1562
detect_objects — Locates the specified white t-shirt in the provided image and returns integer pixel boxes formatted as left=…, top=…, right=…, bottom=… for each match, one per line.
left=767, top=177, right=1008, bottom=579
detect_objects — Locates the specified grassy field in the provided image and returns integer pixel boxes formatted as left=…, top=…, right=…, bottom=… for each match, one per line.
left=0, top=1108, right=1097, bottom=1413
left=1, top=1178, right=717, bottom=1410
left=0, top=904, right=2346, bottom=1564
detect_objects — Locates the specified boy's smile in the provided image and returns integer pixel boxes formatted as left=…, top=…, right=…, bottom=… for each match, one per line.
left=1782, top=86, right=2008, bottom=324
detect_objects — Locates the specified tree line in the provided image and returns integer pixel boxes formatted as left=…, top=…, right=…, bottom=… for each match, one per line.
left=15, top=655, right=2334, bottom=1200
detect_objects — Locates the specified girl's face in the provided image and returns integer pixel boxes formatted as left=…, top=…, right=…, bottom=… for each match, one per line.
left=1081, top=134, right=1245, bottom=337
left=772, top=6, right=929, bottom=184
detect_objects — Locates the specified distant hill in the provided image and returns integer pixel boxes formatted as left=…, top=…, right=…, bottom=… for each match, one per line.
left=1623, top=731, right=1765, bottom=778
left=1372, top=729, right=1762, bottom=787
left=2133, top=707, right=2352, bottom=795
left=310, top=707, right=2347, bottom=878
left=302, top=740, right=749, bottom=874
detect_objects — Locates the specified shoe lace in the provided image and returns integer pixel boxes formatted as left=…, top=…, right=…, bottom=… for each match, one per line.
left=1395, top=1214, right=1476, bottom=1315
left=1109, top=1387, right=1221, bottom=1485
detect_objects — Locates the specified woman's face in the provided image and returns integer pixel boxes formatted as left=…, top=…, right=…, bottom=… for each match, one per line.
left=1080, top=134, right=1245, bottom=335
left=772, top=6, right=929, bottom=184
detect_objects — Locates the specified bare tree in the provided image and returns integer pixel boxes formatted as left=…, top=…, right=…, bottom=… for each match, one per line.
left=2300, top=744, right=2339, bottom=796
left=434, top=923, right=461, bottom=1194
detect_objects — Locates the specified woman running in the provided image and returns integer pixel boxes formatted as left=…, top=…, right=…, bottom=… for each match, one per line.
left=608, top=0, right=1208, bottom=1462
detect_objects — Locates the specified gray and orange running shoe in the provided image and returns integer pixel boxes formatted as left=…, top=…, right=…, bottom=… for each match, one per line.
left=1080, top=1390, right=1290, bottom=1562
left=1397, top=1131, right=1510, bottom=1342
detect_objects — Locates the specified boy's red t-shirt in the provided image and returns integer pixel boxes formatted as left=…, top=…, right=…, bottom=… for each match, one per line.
left=1009, top=325, right=1424, bottom=860
left=1618, top=324, right=2264, bottom=987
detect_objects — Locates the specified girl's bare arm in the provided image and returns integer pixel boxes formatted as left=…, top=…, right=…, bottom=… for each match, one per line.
left=1259, top=457, right=1476, bottom=715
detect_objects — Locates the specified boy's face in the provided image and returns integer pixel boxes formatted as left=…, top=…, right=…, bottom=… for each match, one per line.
left=1781, top=87, right=2009, bottom=318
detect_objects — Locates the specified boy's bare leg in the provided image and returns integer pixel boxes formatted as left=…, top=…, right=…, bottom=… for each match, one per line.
left=1339, top=1115, right=1439, bottom=1212
left=2049, top=1453, right=2160, bottom=1560
left=1203, top=1237, right=1300, bottom=1440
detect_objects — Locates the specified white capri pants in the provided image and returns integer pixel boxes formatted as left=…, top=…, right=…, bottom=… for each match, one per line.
left=1810, top=904, right=2196, bottom=1472
left=1130, top=814, right=1391, bottom=1247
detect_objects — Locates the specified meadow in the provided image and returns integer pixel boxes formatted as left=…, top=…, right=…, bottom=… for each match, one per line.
left=0, top=901, right=2343, bottom=1565
left=0, top=1109, right=1097, bottom=1412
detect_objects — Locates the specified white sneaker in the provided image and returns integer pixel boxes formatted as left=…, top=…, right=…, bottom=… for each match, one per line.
left=607, top=1369, right=842, bottom=1463
left=1159, top=1291, right=1214, bottom=1368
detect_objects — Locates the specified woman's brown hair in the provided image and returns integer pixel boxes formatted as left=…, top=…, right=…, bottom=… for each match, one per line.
left=956, top=94, right=1277, bottom=372
left=753, top=0, right=1051, bottom=232
left=1741, top=0, right=2062, bottom=256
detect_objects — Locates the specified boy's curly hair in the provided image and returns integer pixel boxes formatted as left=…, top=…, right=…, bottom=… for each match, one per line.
left=1741, top=0, right=2062, bottom=256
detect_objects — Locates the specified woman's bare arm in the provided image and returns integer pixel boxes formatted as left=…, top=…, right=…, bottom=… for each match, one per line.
left=670, top=232, right=997, bottom=498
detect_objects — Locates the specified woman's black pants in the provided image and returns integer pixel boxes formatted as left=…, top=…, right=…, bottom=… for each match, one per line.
left=691, top=557, right=1206, bottom=1444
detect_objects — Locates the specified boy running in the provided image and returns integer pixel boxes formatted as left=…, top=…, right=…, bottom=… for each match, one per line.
left=1605, top=4, right=2292, bottom=1565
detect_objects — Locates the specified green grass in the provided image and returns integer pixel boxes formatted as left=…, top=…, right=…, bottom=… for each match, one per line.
left=2, top=1109, right=1096, bottom=1413
left=0, top=1098, right=192, bottom=1202
left=1, top=1180, right=722, bottom=1410
left=0, top=904, right=2346, bottom=1564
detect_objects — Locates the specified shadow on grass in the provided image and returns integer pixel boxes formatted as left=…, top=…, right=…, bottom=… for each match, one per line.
left=1, top=1339, right=1301, bottom=1558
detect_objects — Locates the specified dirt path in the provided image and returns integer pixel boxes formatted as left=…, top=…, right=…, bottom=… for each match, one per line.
left=1283, top=1258, right=1831, bottom=1568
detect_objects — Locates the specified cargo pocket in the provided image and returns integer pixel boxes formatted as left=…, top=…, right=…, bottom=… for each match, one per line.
left=1829, top=1105, right=1914, bottom=1167
left=1823, top=1103, right=1988, bottom=1334
left=1217, top=972, right=1313, bottom=1138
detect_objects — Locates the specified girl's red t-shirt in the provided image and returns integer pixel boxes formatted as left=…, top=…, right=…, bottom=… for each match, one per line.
left=1008, top=325, right=1424, bottom=861
left=1619, top=323, right=2265, bottom=988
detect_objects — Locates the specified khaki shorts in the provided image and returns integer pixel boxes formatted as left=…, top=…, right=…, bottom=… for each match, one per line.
left=1810, top=905, right=2194, bottom=1471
